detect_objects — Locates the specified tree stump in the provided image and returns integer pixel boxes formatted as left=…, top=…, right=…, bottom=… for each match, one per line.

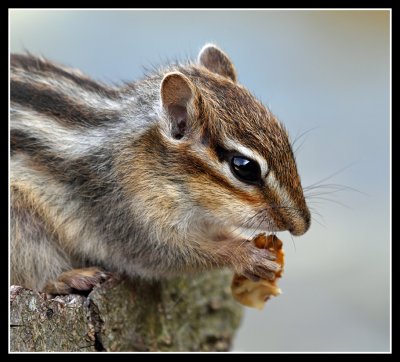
left=10, top=269, right=243, bottom=352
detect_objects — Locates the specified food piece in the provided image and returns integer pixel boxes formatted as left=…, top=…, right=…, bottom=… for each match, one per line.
left=231, top=234, right=285, bottom=310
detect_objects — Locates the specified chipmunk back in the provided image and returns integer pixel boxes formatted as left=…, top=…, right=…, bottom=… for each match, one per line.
left=10, top=44, right=310, bottom=293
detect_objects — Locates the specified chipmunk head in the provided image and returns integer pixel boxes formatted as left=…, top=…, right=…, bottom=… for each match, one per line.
left=127, top=44, right=310, bottom=240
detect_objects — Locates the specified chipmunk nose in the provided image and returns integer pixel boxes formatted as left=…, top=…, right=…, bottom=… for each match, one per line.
left=289, top=207, right=311, bottom=236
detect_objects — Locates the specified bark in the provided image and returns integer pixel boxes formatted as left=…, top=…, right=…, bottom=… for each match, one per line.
left=10, top=270, right=243, bottom=352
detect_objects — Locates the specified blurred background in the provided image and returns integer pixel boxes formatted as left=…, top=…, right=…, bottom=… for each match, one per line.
left=10, top=10, right=390, bottom=352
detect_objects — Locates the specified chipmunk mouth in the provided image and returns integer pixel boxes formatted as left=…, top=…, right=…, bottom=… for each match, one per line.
left=234, top=227, right=269, bottom=240
left=214, top=225, right=276, bottom=242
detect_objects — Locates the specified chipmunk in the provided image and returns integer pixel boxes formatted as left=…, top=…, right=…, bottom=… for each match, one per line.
left=10, top=44, right=311, bottom=294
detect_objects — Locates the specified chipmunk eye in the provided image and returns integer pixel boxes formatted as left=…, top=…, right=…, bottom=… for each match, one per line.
left=230, top=156, right=261, bottom=185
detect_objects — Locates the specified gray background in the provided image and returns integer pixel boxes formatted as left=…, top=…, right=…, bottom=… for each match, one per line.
left=10, top=10, right=390, bottom=352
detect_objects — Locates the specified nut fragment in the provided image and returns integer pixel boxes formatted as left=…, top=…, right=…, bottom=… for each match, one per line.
left=231, top=234, right=285, bottom=310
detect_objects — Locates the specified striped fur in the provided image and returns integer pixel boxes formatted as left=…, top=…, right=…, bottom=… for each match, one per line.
left=10, top=45, right=310, bottom=291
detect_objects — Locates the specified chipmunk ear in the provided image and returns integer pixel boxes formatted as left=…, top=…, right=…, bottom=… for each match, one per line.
left=161, top=72, right=195, bottom=140
left=198, top=43, right=237, bottom=82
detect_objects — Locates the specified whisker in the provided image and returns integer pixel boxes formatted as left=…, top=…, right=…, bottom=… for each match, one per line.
left=307, top=206, right=325, bottom=221
left=311, top=216, right=326, bottom=228
left=226, top=209, right=265, bottom=242
left=293, top=136, right=308, bottom=157
left=304, top=162, right=359, bottom=189
left=309, top=208, right=326, bottom=227
left=309, top=207, right=325, bottom=223
left=249, top=214, right=268, bottom=241
left=291, top=126, right=319, bottom=148
left=306, top=191, right=347, bottom=198
left=289, top=233, right=297, bottom=252
left=308, top=196, right=351, bottom=209
left=306, top=200, right=329, bottom=206
left=237, top=212, right=267, bottom=250
left=304, top=183, right=366, bottom=196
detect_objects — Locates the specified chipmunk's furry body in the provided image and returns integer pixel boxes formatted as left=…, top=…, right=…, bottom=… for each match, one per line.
left=10, top=45, right=310, bottom=293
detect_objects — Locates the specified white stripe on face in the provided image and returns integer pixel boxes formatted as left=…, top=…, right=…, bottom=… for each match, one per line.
left=265, top=170, right=296, bottom=213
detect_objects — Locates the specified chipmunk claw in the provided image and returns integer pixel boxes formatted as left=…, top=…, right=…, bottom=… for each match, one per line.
left=43, top=267, right=111, bottom=296
left=241, top=242, right=281, bottom=280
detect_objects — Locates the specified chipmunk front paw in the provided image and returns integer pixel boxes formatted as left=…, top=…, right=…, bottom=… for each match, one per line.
left=239, top=242, right=281, bottom=280
left=43, top=267, right=111, bottom=295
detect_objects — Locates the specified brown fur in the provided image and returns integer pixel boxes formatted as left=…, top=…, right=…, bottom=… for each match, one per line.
left=10, top=44, right=310, bottom=292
